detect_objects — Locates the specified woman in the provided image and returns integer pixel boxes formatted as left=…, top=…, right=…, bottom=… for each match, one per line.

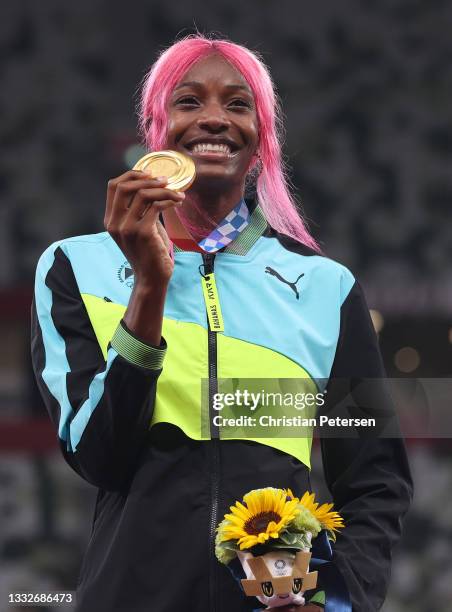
left=31, top=35, right=413, bottom=612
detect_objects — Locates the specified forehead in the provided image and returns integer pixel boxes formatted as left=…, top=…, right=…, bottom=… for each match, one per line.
left=175, top=54, right=253, bottom=94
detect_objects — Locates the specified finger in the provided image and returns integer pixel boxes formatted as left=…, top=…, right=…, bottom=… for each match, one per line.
left=108, top=181, right=174, bottom=228
left=115, top=179, right=173, bottom=209
left=130, top=205, right=174, bottom=256
left=139, top=198, right=184, bottom=219
left=124, top=179, right=176, bottom=210
left=124, top=188, right=184, bottom=222
left=137, top=202, right=185, bottom=246
left=105, top=174, right=168, bottom=226
left=118, top=199, right=182, bottom=249
left=106, top=171, right=153, bottom=218
left=155, top=219, right=172, bottom=254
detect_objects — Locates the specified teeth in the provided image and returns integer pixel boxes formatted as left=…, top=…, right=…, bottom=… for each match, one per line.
left=192, top=143, right=232, bottom=154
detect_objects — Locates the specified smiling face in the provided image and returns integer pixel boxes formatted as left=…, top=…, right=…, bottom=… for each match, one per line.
left=165, top=54, right=259, bottom=195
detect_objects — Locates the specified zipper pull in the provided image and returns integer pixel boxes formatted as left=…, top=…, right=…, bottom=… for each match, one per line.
left=200, top=254, right=224, bottom=332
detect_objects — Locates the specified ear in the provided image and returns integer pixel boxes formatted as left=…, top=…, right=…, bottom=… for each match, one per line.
left=292, top=551, right=311, bottom=576
left=240, top=557, right=274, bottom=597
left=247, top=152, right=263, bottom=178
left=292, top=551, right=318, bottom=592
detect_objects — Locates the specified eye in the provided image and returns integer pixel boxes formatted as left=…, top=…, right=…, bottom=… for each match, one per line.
left=261, top=581, right=274, bottom=597
left=175, top=96, right=199, bottom=107
left=292, top=578, right=302, bottom=594
left=229, top=98, right=252, bottom=109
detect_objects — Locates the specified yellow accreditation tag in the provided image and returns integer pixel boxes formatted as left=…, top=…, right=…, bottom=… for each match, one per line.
left=201, top=273, right=224, bottom=332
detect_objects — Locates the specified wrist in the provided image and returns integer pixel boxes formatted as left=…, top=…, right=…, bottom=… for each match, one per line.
left=133, top=277, right=169, bottom=297
left=123, top=280, right=167, bottom=346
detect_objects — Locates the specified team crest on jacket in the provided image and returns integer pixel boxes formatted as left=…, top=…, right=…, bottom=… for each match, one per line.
left=117, top=261, right=134, bottom=289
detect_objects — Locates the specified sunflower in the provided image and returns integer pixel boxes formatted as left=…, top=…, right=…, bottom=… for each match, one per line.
left=299, top=491, right=344, bottom=539
left=218, top=487, right=300, bottom=550
left=283, top=488, right=299, bottom=502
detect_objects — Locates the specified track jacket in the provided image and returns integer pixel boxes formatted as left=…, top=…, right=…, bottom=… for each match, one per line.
left=31, top=201, right=413, bottom=612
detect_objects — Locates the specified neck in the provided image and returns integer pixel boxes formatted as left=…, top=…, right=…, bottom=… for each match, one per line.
left=179, top=184, right=245, bottom=243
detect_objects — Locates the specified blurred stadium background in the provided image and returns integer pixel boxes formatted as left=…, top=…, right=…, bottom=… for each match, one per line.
left=1, top=1, right=451, bottom=611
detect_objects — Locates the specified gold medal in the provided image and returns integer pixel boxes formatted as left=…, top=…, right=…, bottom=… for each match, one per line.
left=133, top=150, right=196, bottom=192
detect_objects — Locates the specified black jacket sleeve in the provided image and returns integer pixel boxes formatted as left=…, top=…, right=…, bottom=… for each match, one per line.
left=320, top=280, right=413, bottom=611
left=30, top=244, right=167, bottom=491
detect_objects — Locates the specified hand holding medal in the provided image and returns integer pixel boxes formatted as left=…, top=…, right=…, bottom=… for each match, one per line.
left=133, top=150, right=200, bottom=252
left=104, top=150, right=196, bottom=289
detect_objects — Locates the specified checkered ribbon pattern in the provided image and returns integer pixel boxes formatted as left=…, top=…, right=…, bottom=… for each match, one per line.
left=198, top=200, right=250, bottom=253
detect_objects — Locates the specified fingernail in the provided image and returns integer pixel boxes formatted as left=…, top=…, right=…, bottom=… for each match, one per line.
left=156, top=176, right=168, bottom=182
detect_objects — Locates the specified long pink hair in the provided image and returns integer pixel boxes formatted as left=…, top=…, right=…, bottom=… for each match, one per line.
left=138, top=34, right=322, bottom=252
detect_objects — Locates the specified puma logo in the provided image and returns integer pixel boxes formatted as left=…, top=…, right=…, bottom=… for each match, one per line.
left=265, top=267, right=305, bottom=300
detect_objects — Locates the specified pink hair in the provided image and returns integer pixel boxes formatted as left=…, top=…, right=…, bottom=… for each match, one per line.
left=137, top=34, right=322, bottom=252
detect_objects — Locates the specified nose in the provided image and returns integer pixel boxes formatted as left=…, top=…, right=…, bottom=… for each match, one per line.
left=196, top=100, right=230, bottom=133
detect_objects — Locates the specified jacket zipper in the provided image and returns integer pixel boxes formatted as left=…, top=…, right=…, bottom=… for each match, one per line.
left=202, top=252, right=220, bottom=612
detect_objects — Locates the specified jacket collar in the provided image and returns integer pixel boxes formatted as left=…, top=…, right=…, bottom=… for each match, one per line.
left=172, top=199, right=268, bottom=256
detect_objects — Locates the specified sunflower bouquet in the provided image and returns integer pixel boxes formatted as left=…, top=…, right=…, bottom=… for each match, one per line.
left=215, top=487, right=344, bottom=609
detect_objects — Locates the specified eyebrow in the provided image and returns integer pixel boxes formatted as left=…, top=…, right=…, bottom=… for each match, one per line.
left=174, top=81, right=252, bottom=93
